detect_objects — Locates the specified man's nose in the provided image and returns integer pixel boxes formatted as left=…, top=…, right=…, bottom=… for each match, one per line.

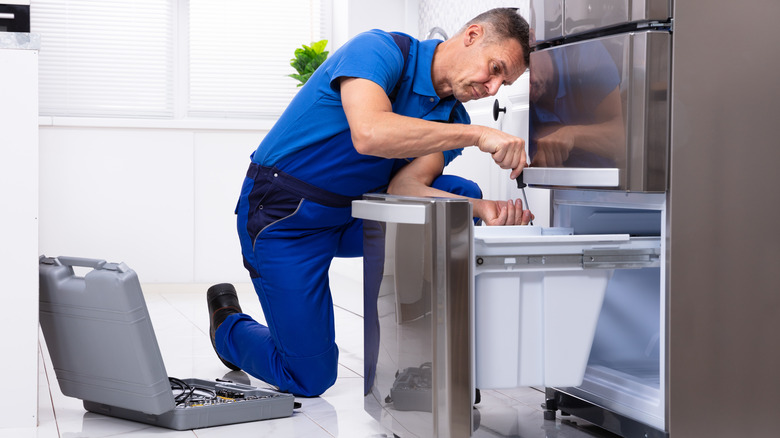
left=485, top=78, right=502, bottom=96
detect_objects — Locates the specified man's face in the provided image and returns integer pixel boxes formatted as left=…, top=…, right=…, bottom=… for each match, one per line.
left=451, top=37, right=527, bottom=103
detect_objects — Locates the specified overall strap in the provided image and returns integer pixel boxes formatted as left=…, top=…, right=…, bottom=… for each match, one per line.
left=388, top=32, right=412, bottom=102
left=387, top=33, right=458, bottom=123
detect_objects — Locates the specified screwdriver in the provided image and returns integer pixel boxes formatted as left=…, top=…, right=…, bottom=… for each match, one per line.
left=516, top=172, right=533, bottom=226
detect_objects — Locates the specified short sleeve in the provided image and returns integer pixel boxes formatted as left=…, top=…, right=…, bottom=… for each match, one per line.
left=325, top=30, right=405, bottom=96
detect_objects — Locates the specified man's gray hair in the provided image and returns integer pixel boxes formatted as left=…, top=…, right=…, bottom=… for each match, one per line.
left=459, top=8, right=531, bottom=67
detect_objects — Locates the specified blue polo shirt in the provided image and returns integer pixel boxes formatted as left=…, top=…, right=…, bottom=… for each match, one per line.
left=251, top=29, right=470, bottom=197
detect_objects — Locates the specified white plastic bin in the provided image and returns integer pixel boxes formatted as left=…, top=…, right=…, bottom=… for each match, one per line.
left=472, top=226, right=660, bottom=388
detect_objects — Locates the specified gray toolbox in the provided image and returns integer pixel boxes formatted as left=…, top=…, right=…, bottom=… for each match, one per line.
left=38, top=255, right=295, bottom=430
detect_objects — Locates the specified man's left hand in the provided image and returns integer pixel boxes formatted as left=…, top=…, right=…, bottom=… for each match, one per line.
left=476, top=199, right=534, bottom=226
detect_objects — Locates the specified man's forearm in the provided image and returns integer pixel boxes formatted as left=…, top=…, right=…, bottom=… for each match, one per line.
left=351, top=111, right=483, bottom=158
left=341, top=77, right=527, bottom=178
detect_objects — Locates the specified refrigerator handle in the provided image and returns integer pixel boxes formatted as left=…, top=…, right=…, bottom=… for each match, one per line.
left=351, top=200, right=430, bottom=225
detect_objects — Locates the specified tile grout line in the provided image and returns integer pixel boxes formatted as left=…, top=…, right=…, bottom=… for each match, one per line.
left=156, top=290, right=211, bottom=338
left=300, top=410, right=338, bottom=438
left=333, top=302, right=363, bottom=319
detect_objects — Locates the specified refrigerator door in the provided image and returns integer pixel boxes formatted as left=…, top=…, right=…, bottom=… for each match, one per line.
left=527, top=30, right=670, bottom=191
left=356, top=194, right=474, bottom=438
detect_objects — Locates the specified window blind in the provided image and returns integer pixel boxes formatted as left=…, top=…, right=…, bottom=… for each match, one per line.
left=188, top=0, right=330, bottom=118
left=32, top=0, right=175, bottom=118
left=31, top=0, right=331, bottom=120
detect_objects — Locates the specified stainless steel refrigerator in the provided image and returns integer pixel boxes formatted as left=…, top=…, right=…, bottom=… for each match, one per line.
left=527, top=1, right=672, bottom=435
left=355, top=1, right=780, bottom=437
left=526, top=1, right=780, bottom=436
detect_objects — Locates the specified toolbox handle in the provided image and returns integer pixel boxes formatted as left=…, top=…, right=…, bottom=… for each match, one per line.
left=55, top=256, right=108, bottom=270
left=51, top=256, right=129, bottom=273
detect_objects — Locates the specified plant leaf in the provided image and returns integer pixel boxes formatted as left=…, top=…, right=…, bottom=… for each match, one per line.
left=311, top=39, right=328, bottom=53
left=289, top=39, right=329, bottom=86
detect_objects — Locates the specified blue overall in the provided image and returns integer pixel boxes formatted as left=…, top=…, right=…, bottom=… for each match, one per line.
left=214, top=30, right=481, bottom=397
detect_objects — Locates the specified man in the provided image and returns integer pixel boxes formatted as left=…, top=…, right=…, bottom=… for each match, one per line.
left=208, top=8, right=533, bottom=397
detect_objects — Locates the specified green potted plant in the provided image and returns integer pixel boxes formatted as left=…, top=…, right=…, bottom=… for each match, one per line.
left=288, top=40, right=329, bottom=87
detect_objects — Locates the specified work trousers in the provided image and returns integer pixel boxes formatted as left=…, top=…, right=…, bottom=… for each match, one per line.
left=215, top=163, right=481, bottom=396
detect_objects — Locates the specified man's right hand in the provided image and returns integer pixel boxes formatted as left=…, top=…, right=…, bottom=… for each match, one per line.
left=476, top=127, right=527, bottom=180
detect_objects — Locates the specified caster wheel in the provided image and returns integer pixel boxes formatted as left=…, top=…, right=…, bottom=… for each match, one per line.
left=544, top=410, right=556, bottom=421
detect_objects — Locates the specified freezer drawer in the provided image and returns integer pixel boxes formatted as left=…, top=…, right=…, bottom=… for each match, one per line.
left=472, top=226, right=660, bottom=389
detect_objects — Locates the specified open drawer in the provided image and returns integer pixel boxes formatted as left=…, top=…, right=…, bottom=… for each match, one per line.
left=473, top=226, right=660, bottom=389
left=354, top=195, right=662, bottom=437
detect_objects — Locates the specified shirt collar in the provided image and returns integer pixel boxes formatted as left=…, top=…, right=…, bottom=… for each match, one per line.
left=412, top=39, right=440, bottom=99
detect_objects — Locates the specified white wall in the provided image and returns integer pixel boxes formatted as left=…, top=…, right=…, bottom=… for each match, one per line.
left=333, top=0, right=418, bottom=48
left=418, top=0, right=530, bottom=40
left=38, top=125, right=264, bottom=283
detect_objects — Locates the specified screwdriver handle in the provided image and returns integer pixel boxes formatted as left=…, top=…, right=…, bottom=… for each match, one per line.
left=516, top=171, right=526, bottom=189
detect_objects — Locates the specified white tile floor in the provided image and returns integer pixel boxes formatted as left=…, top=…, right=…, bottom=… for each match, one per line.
left=35, top=260, right=615, bottom=438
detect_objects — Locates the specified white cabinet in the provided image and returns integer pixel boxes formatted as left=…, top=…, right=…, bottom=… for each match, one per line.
left=0, top=32, right=39, bottom=432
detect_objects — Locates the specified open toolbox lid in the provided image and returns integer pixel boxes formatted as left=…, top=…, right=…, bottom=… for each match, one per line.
left=38, top=256, right=177, bottom=415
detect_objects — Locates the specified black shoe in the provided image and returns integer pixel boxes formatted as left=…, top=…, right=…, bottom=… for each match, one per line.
left=207, top=283, right=242, bottom=371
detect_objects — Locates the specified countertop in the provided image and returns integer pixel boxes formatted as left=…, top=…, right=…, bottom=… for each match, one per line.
left=0, top=32, right=39, bottom=49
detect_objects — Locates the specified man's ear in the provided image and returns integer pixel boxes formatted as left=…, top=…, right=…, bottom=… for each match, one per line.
left=463, top=24, right=483, bottom=47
